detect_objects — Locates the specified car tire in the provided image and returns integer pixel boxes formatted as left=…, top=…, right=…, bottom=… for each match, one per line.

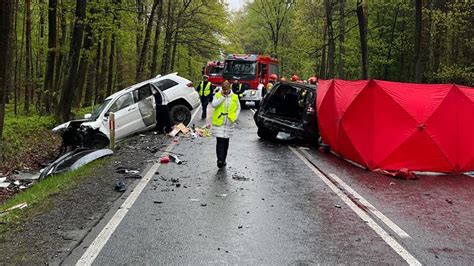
left=257, top=126, right=278, bottom=140
left=169, top=104, right=191, bottom=125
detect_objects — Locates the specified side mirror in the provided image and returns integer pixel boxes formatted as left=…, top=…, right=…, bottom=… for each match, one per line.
left=84, top=113, right=92, bottom=119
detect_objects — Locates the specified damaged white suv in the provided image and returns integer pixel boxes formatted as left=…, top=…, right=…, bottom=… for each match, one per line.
left=53, top=73, right=200, bottom=149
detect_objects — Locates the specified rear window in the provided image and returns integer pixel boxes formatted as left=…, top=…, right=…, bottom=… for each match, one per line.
left=153, top=79, right=178, bottom=91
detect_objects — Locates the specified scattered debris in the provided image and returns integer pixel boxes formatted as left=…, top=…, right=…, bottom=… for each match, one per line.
left=170, top=177, right=180, bottom=183
left=160, top=155, right=170, bottom=164
left=238, top=225, right=243, bottom=229
left=114, top=181, right=126, bottom=192
left=169, top=154, right=182, bottom=165
left=175, top=184, right=181, bottom=188
left=446, top=199, right=453, bottom=204
left=9, top=171, right=40, bottom=181
left=153, top=201, right=164, bottom=204
left=168, top=123, right=190, bottom=137
left=389, top=182, right=396, bottom=186
left=190, top=199, right=200, bottom=202
left=216, top=194, right=227, bottom=197
left=335, top=204, right=342, bottom=208
left=6, top=202, right=28, bottom=211
left=0, top=182, right=10, bottom=188
left=200, top=203, right=207, bottom=207
left=232, top=174, right=250, bottom=181
left=374, top=168, right=419, bottom=180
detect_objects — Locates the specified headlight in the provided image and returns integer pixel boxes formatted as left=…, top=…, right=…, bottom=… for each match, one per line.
left=251, top=91, right=256, bottom=96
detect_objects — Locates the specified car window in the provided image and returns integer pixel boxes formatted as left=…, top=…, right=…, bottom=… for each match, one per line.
left=133, top=84, right=153, bottom=102
left=108, top=93, right=134, bottom=113
left=153, top=79, right=179, bottom=91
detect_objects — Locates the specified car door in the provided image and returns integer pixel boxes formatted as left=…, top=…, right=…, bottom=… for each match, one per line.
left=133, top=84, right=157, bottom=127
left=107, top=92, right=142, bottom=139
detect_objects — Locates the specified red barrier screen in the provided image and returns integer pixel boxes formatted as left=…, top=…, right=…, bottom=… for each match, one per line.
left=317, top=79, right=474, bottom=174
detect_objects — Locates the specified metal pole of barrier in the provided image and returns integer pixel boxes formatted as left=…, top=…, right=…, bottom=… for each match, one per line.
left=109, top=112, right=115, bottom=150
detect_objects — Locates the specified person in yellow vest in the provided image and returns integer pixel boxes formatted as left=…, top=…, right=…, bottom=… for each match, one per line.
left=231, top=80, right=245, bottom=99
left=211, top=80, right=241, bottom=168
left=195, top=75, right=214, bottom=119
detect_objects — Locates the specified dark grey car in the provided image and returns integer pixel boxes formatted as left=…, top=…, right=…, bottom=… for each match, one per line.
left=253, top=82, right=319, bottom=144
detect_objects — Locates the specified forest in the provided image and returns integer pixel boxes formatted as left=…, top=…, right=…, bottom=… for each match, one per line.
left=0, top=0, right=472, bottom=168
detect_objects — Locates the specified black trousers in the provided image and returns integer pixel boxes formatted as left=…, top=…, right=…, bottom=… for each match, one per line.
left=200, top=96, right=209, bottom=118
left=216, top=137, right=230, bottom=162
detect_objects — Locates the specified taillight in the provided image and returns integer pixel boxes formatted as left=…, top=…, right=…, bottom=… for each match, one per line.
left=187, top=82, right=193, bottom=88
left=306, top=106, right=316, bottom=114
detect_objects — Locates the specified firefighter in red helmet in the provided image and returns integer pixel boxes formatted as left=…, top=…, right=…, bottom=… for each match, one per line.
left=291, top=74, right=299, bottom=82
left=308, top=76, right=318, bottom=85
left=266, top=73, right=278, bottom=92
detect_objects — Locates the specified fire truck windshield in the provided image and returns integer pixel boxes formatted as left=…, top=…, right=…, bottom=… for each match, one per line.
left=223, top=60, right=256, bottom=79
left=208, top=66, right=222, bottom=75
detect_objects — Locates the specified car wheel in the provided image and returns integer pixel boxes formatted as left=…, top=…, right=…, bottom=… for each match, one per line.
left=257, top=126, right=278, bottom=140
left=169, top=104, right=191, bottom=125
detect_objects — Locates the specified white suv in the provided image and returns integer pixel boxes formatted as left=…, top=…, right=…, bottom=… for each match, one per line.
left=53, top=73, right=200, bottom=143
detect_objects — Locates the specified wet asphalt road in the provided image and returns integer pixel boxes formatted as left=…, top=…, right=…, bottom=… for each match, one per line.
left=68, top=108, right=474, bottom=265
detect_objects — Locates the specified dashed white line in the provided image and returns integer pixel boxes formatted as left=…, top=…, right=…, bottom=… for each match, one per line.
left=299, top=148, right=411, bottom=239
left=77, top=141, right=177, bottom=265
left=289, top=146, right=421, bottom=266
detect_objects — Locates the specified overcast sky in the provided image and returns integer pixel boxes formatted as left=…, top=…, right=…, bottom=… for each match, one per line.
left=226, top=0, right=246, bottom=11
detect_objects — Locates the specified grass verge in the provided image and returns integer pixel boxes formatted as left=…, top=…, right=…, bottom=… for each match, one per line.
left=0, top=158, right=108, bottom=234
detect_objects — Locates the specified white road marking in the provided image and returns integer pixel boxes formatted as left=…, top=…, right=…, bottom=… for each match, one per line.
left=250, top=109, right=256, bottom=114
left=300, top=149, right=411, bottom=239
left=77, top=141, right=177, bottom=265
left=289, top=147, right=421, bottom=266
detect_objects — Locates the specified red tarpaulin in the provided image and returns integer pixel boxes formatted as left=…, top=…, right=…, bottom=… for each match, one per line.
left=316, top=79, right=474, bottom=174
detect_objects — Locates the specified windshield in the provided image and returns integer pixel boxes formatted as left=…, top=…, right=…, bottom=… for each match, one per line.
left=223, top=60, right=256, bottom=76
left=91, top=99, right=111, bottom=120
left=208, top=66, right=223, bottom=75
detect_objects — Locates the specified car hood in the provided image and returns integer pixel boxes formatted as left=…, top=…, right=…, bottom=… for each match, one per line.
left=52, top=119, right=100, bottom=134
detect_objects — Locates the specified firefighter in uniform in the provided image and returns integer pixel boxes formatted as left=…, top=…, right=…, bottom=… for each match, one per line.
left=266, top=74, right=278, bottom=92
left=212, top=80, right=241, bottom=168
left=196, top=75, right=214, bottom=119
left=231, top=80, right=245, bottom=99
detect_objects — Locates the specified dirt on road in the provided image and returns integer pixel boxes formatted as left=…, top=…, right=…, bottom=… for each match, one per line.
left=0, top=132, right=169, bottom=265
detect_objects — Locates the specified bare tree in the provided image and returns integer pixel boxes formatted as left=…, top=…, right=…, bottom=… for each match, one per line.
left=136, top=0, right=161, bottom=81
left=337, top=0, right=345, bottom=78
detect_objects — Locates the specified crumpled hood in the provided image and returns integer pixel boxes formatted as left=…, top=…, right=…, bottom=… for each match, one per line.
left=52, top=119, right=99, bottom=134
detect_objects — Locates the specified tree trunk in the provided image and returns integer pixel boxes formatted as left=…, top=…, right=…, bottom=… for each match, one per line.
left=383, top=4, right=400, bottom=80
left=170, top=32, right=179, bottom=72
left=24, top=0, right=33, bottom=114
left=55, top=0, right=86, bottom=122
left=107, top=34, right=116, bottom=96
left=99, top=34, right=108, bottom=101
left=160, top=0, right=174, bottom=75
left=337, top=0, right=345, bottom=78
left=356, top=1, right=369, bottom=80
left=14, top=0, right=20, bottom=116
left=75, top=23, right=94, bottom=107
left=135, top=0, right=144, bottom=62
left=83, top=56, right=94, bottom=107
left=93, top=34, right=102, bottom=105
left=150, top=0, right=164, bottom=76
left=319, top=16, right=327, bottom=79
left=414, top=0, right=423, bottom=82
left=0, top=0, right=15, bottom=160
left=54, top=3, right=67, bottom=108
left=325, top=0, right=335, bottom=79
left=43, top=0, right=57, bottom=114
left=136, top=0, right=160, bottom=81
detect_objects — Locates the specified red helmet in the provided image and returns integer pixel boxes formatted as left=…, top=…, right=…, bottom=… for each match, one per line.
left=291, top=75, right=299, bottom=81
left=269, top=74, right=278, bottom=81
left=280, top=77, right=287, bottom=82
left=308, top=76, right=317, bottom=84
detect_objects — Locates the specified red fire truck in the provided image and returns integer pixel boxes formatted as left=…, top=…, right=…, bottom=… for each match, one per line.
left=203, top=61, right=224, bottom=86
left=222, top=54, right=279, bottom=107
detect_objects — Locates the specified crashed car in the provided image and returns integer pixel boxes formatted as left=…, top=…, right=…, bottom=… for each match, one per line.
left=253, top=81, right=319, bottom=144
left=53, top=73, right=200, bottom=150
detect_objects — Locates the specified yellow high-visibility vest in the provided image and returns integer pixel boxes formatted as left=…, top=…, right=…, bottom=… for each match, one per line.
left=212, top=92, right=239, bottom=126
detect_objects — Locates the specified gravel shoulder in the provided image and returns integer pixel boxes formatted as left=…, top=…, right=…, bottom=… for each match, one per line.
left=0, top=132, right=169, bottom=264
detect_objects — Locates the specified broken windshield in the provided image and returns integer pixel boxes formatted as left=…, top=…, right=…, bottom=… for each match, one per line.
left=91, top=99, right=111, bottom=120
left=223, top=60, right=256, bottom=80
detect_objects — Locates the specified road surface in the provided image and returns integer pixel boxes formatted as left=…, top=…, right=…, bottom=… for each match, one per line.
left=65, top=108, right=474, bottom=265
